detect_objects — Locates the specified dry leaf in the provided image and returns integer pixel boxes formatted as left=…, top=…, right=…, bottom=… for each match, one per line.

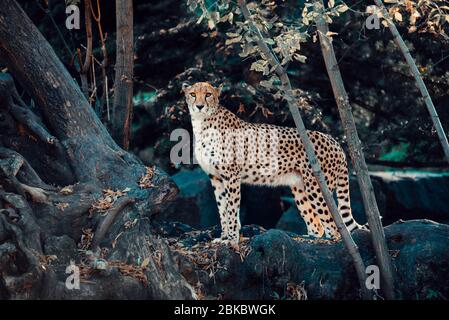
left=56, top=202, right=69, bottom=211
left=139, top=166, right=155, bottom=189
left=59, top=185, right=74, bottom=195
left=141, top=257, right=150, bottom=268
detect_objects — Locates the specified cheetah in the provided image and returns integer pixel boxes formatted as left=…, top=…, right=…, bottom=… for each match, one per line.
left=182, top=82, right=364, bottom=246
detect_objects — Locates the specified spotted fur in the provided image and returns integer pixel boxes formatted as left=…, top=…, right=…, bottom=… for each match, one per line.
left=182, top=82, right=364, bottom=246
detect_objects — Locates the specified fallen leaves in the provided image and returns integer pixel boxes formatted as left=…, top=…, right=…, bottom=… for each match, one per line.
left=38, top=254, right=57, bottom=270
left=78, top=228, right=94, bottom=251
left=59, top=185, right=74, bottom=195
left=140, top=257, right=151, bottom=269
left=55, top=202, right=69, bottom=211
left=292, top=236, right=338, bottom=245
left=169, top=234, right=252, bottom=279
left=77, top=255, right=148, bottom=284
left=124, top=218, right=138, bottom=230
left=90, top=188, right=131, bottom=215
left=139, top=166, right=155, bottom=189
left=109, top=261, right=148, bottom=284
left=286, top=282, right=308, bottom=300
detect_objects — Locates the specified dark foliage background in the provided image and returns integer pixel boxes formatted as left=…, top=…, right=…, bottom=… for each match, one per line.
left=19, top=0, right=449, bottom=173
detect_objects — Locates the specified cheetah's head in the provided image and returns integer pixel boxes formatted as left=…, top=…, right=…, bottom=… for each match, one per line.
left=182, top=82, right=222, bottom=118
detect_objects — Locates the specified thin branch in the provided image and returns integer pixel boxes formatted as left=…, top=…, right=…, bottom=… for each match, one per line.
left=78, top=0, right=93, bottom=98
left=91, top=0, right=109, bottom=115
left=373, top=0, right=449, bottom=165
left=35, top=0, right=72, bottom=58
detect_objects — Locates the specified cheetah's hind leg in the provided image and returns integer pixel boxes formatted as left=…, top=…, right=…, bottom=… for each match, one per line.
left=290, top=184, right=325, bottom=238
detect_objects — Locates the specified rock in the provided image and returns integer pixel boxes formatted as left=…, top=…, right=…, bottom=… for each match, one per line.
left=137, top=146, right=155, bottom=166
left=164, top=168, right=287, bottom=229
left=275, top=205, right=307, bottom=235
left=348, top=175, right=384, bottom=225
left=368, top=171, right=449, bottom=224
left=164, top=219, right=449, bottom=300
left=159, top=168, right=219, bottom=228
left=241, top=185, right=287, bottom=229
left=43, top=235, right=77, bottom=266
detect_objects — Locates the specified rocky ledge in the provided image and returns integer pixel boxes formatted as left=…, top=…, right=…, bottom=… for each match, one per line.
left=156, top=219, right=449, bottom=300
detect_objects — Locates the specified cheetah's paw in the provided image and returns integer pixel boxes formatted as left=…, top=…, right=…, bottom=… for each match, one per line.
left=212, top=237, right=229, bottom=244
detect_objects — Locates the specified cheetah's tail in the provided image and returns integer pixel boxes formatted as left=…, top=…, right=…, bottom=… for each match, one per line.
left=359, top=216, right=384, bottom=231
left=336, top=168, right=364, bottom=232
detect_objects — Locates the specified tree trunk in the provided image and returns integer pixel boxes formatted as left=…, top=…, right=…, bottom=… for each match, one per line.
left=315, top=1, right=396, bottom=300
left=112, top=0, right=134, bottom=150
left=237, top=0, right=371, bottom=299
left=0, top=0, right=195, bottom=299
left=373, top=0, right=449, bottom=165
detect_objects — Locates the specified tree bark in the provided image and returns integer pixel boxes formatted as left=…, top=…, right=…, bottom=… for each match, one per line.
left=237, top=0, right=371, bottom=299
left=373, top=0, right=449, bottom=165
left=112, top=0, right=134, bottom=150
left=0, top=0, right=136, bottom=187
left=314, top=1, right=396, bottom=300
left=0, top=0, right=194, bottom=300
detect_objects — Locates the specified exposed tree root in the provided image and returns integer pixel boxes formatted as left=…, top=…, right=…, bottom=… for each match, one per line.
left=92, top=196, right=135, bottom=249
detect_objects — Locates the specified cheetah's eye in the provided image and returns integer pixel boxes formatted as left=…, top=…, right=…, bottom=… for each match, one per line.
left=190, top=93, right=196, bottom=98
left=205, top=93, right=212, bottom=98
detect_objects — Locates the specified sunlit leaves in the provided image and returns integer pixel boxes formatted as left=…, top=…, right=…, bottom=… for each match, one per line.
left=250, top=59, right=269, bottom=75
left=383, top=0, right=449, bottom=38
left=185, top=0, right=352, bottom=86
left=225, top=33, right=242, bottom=45
left=336, top=4, right=349, bottom=13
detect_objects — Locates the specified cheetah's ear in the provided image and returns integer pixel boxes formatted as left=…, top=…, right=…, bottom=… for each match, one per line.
left=182, top=82, right=191, bottom=93
left=215, top=83, right=224, bottom=96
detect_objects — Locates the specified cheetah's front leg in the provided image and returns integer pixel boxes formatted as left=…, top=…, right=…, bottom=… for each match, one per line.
left=210, top=175, right=229, bottom=242
left=222, top=174, right=241, bottom=247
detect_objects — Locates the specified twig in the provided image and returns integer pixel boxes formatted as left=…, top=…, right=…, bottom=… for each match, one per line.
left=35, top=0, right=72, bottom=58
left=91, top=0, right=109, bottom=114
left=77, top=0, right=93, bottom=98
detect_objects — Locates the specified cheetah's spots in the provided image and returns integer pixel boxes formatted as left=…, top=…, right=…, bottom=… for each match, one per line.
left=185, top=82, right=363, bottom=244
